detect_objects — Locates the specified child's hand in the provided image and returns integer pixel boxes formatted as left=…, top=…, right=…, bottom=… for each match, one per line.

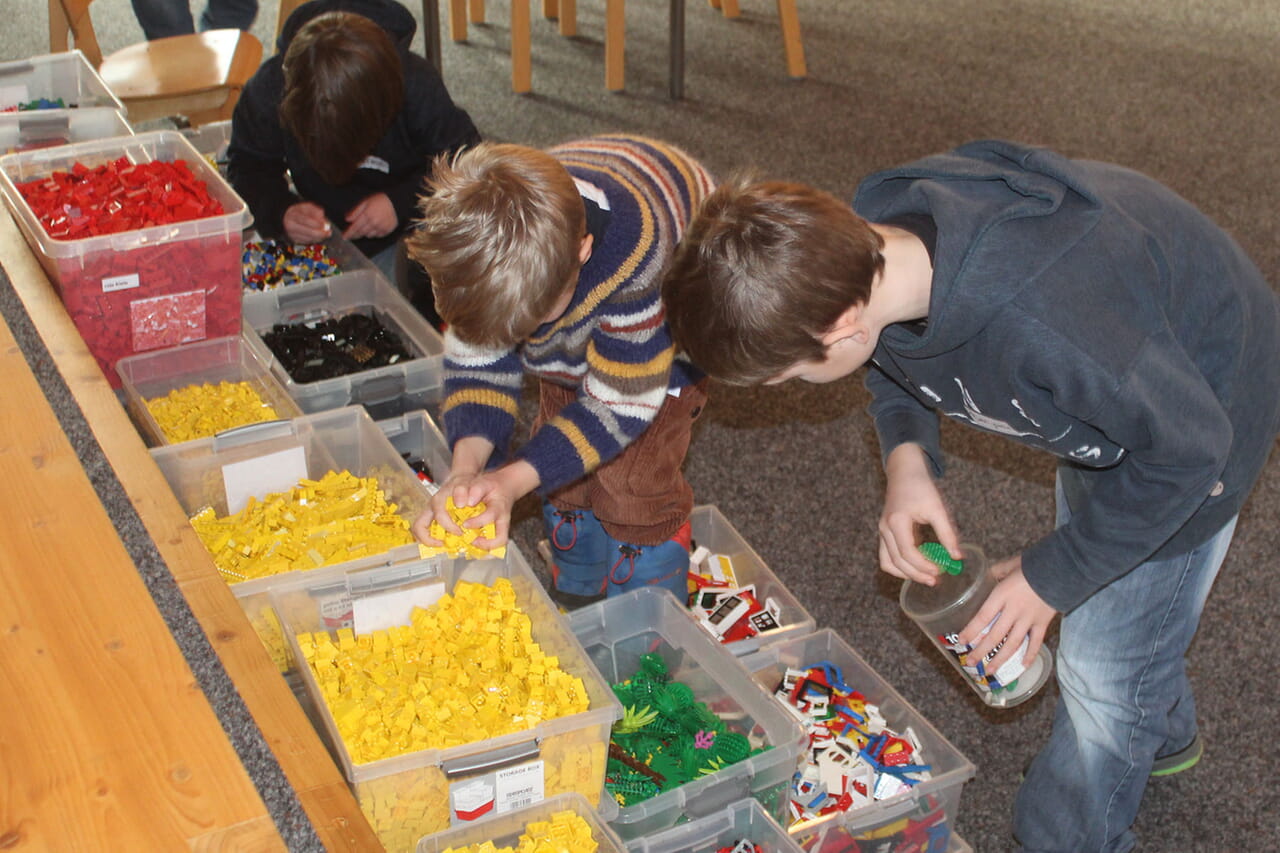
left=410, top=462, right=538, bottom=551
left=282, top=201, right=332, bottom=243
left=343, top=193, right=397, bottom=241
left=959, top=556, right=1057, bottom=674
left=411, top=473, right=482, bottom=545
left=878, top=443, right=962, bottom=585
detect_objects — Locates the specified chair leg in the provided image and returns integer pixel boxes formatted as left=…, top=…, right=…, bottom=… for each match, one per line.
left=719, top=0, right=740, bottom=17
left=449, top=0, right=468, bottom=40
left=469, top=0, right=485, bottom=24
left=669, top=0, right=685, bottom=100
left=543, top=0, right=557, bottom=18
left=558, top=0, right=576, bottom=36
left=512, top=0, right=532, bottom=92
left=706, top=0, right=721, bottom=10
left=605, top=0, right=625, bottom=91
left=776, top=0, right=806, bottom=77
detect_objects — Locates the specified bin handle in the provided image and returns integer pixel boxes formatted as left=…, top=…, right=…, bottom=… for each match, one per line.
left=346, top=560, right=444, bottom=594
left=18, top=115, right=70, bottom=134
left=0, top=60, right=34, bottom=77
left=441, top=739, right=541, bottom=777
left=212, top=418, right=297, bottom=449
left=277, top=280, right=334, bottom=313
left=353, top=372, right=406, bottom=403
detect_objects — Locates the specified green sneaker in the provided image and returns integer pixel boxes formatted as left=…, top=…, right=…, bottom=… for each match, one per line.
left=1150, top=734, right=1203, bottom=777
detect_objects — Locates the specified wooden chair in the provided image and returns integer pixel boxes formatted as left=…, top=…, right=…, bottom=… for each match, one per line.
left=276, top=0, right=309, bottom=41
left=545, top=0, right=803, bottom=96
left=447, top=0, right=541, bottom=93
left=48, top=0, right=264, bottom=127
left=708, top=0, right=806, bottom=78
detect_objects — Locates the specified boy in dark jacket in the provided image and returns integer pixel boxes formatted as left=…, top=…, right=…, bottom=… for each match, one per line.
left=226, top=0, right=479, bottom=321
left=661, top=140, right=1280, bottom=852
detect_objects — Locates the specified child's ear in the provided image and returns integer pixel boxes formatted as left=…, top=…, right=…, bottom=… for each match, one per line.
left=820, top=303, right=870, bottom=347
left=578, top=233, right=595, bottom=265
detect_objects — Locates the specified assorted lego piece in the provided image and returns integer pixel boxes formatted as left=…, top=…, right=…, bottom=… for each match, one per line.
left=439, top=808, right=600, bottom=853
left=261, top=312, right=412, bottom=383
left=189, top=469, right=419, bottom=583
left=241, top=238, right=342, bottom=291
left=604, top=653, right=767, bottom=807
left=1, top=97, right=68, bottom=112
left=771, top=660, right=934, bottom=831
left=419, top=497, right=507, bottom=559
left=296, top=578, right=590, bottom=763
left=687, top=546, right=783, bottom=644
left=15, top=158, right=224, bottom=239
left=144, top=379, right=282, bottom=443
left=798, top=798, right=951, bottom=853
left=401, top=451, right=435, bottom=485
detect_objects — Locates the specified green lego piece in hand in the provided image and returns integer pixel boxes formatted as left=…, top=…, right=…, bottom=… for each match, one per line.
left=919, top=542, right=964, bottom=575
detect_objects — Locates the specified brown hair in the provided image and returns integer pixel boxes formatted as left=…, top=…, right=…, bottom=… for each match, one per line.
left=662, top=176, right=885, bottom=385
left=407, top=143, right=586, bottom=347
left=279, top=11, right=404, bottom=185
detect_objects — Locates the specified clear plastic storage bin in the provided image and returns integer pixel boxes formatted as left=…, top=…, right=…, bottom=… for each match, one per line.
left=275, top=550, right=623, bottom=853
left=241, top=270, right=445, bottom=420
left=0, top=51, right=125, bottom=117
left=0, top=129, right=250, bottom=386
left=689, top=505, right=816, bottom=656
left=378, top=410, right=451, bottom=490
left=1, top=108, right=131, bottom=155
left=416, top=792, right=627, bottom=853
left=740, top=629, right=976, bottom=853
left=149, top=406, right=429, bottom=671
left=567, top=587, right=807, bottom=841
left=181, top=119, right=231, bottom=173
left=117, top=334, right=302, bottom=447
left=624, top=798, right=803, bottom=853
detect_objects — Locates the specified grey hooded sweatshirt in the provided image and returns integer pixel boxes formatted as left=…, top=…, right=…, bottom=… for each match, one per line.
left=854, top=139, right=1280, bottom=612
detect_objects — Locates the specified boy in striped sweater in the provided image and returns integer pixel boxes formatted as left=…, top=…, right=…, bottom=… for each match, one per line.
left=406, top=135, right=714, bottom=608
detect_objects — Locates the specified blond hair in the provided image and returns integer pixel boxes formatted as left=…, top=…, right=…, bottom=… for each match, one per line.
left=408, top=143, right=585, bottom=347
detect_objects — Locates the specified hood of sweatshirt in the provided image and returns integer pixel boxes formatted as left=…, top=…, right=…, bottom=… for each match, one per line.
left=853, top=139, right=1102, bottom=358
left=276, top=0, right=417, bottom=54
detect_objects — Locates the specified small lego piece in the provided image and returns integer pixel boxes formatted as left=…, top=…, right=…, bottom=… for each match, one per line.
left=419, top=496, right=507, bottom=559
left=919, top=542, right=963, bottom=575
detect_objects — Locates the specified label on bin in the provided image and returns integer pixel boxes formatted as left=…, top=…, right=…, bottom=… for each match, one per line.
left=352, top=581, right=446, bottom=634
left=102, top=273, right=140, bottom=293
left=221, top=445, right=307, bottom=514
left=448, top=760, right=545, bottom=825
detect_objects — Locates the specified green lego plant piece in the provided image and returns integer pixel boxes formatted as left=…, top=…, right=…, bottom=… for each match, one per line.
left=919, top=542, right=964, bottom=575
left=614, top=704, right=659, bottom=735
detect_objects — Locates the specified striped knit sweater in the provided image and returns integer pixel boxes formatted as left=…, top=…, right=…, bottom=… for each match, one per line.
left=440, top=135, right=715, bottom=495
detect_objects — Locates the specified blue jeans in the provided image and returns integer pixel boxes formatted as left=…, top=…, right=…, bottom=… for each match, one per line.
left=1014, top=473, right=1237, bottom=852
left=130, top=0, right=258, bottom=40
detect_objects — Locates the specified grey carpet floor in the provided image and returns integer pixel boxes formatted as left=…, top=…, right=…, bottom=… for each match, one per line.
left=3, top=2, right=1278, bottom=851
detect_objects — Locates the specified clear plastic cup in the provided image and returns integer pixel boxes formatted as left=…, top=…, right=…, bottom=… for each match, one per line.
left=900, top=543, right=1052, bottom=708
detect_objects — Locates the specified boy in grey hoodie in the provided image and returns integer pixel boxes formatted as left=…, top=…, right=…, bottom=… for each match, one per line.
left=662, top=140, right=1280, bottom=852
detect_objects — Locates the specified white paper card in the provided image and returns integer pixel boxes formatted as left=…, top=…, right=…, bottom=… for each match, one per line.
left=352, top=581, right=447, bottom=635
left=221, top=445, right=307, bottom=514
left=495, top=761, right=545, bottom=812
